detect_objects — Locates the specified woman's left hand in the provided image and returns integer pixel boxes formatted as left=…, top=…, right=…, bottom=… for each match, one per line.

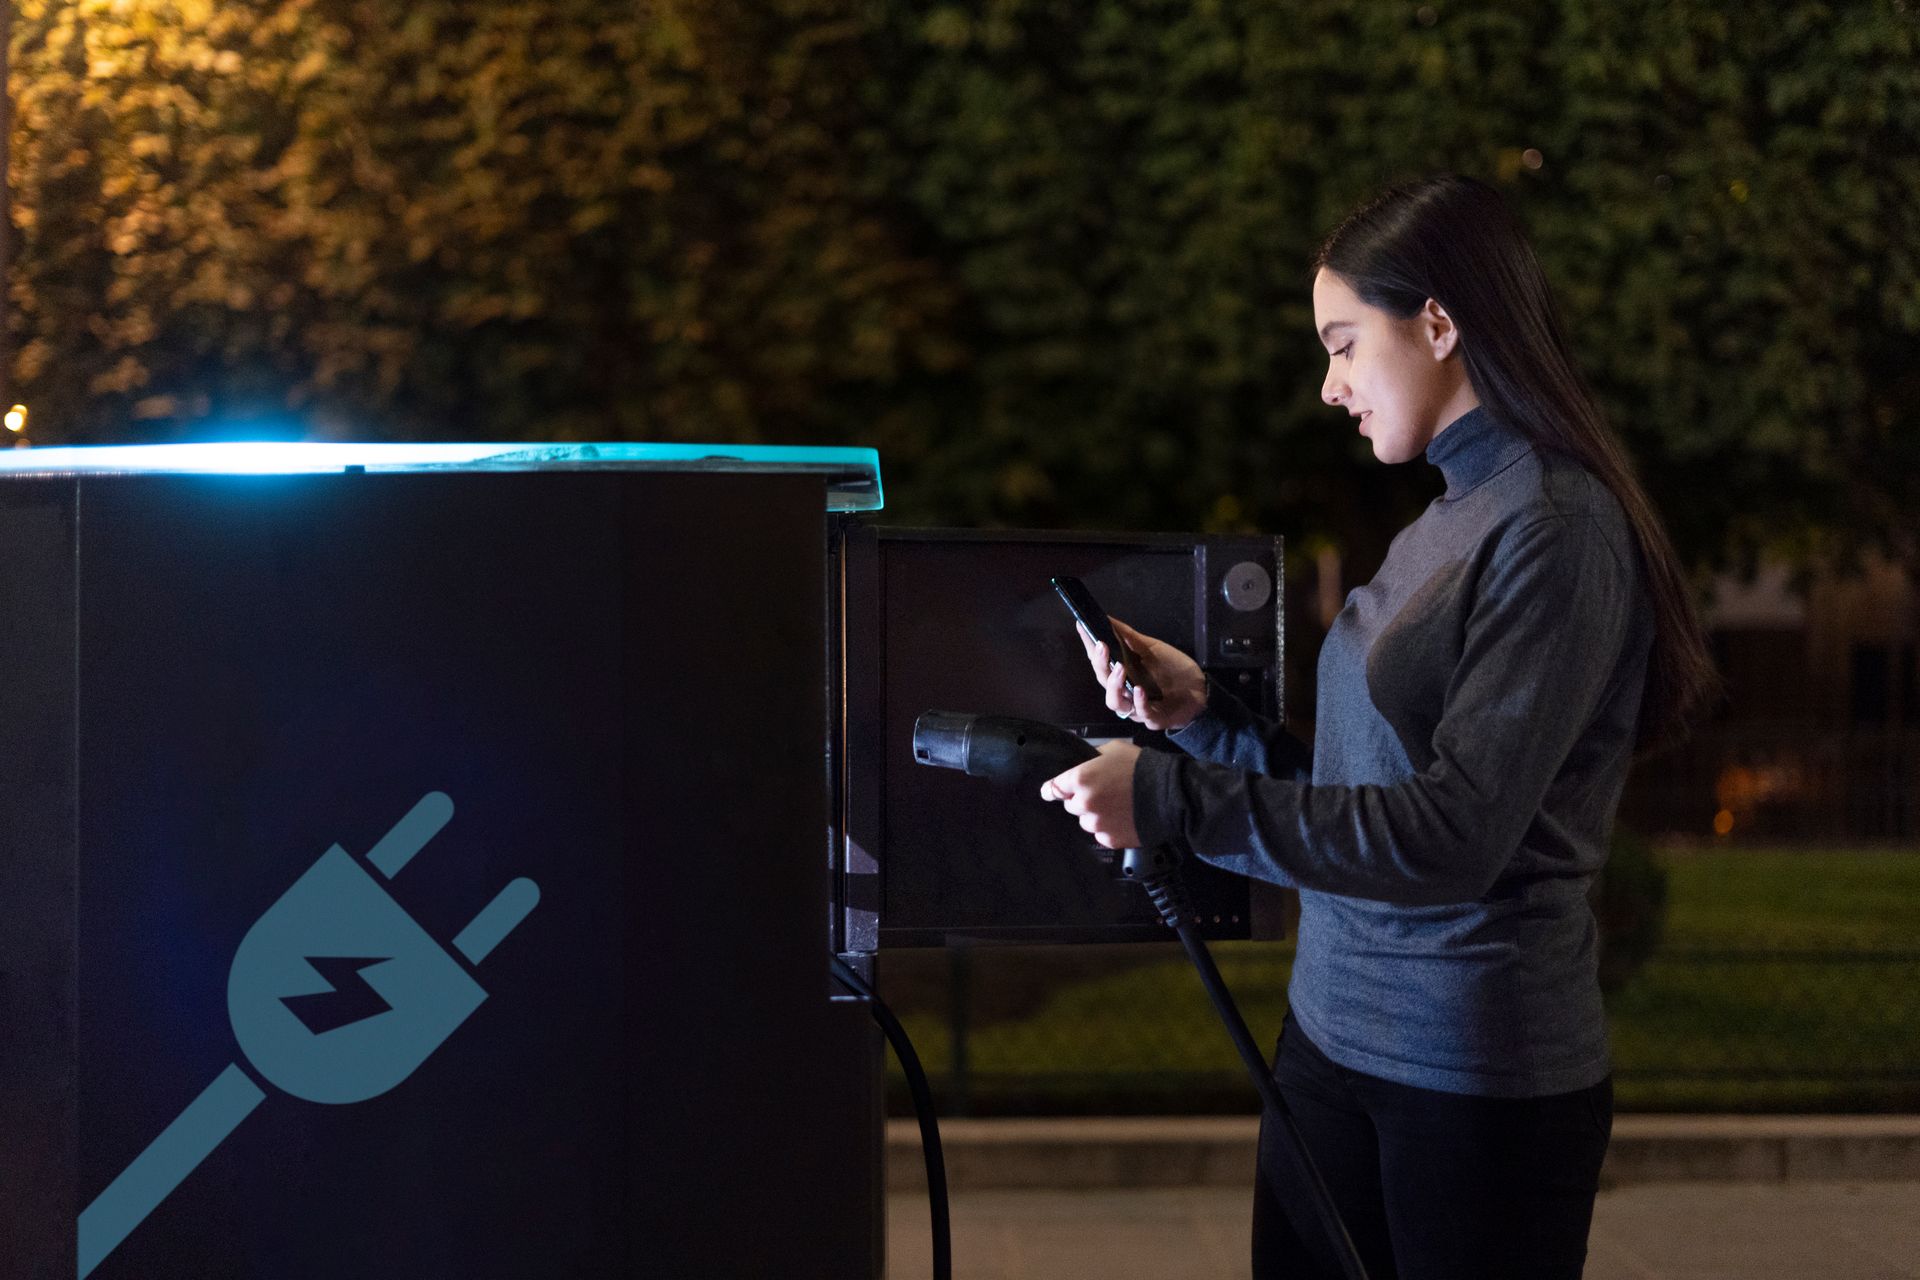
left=1039, top=740, right=1143, bottom=849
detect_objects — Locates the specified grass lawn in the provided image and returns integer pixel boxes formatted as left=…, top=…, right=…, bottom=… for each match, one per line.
left=1607, top=845, right=1920, bottom=1110
left=880, top=846, right=1920, bottom=1114
left=1652, top=844, right=1920, bottom=948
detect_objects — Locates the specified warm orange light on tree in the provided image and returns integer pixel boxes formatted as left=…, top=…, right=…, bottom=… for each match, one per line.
left=4, top=404, right=25, bottom=433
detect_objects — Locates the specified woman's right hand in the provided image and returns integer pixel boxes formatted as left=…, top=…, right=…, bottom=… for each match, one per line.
left=1077, top=616, right=1209, bottom=733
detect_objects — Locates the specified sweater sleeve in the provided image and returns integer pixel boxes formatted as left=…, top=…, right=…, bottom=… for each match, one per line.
left=1132, top=516, right=1639, bottom=906
left=1164, top=676, right=1313, bottom=783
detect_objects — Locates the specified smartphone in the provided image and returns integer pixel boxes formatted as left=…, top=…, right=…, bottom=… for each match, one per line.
left=1049, top=576, right=1165, bottom=702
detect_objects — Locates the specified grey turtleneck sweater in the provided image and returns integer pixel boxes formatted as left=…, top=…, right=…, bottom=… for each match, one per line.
left=1134, top=405, right=1654, bottom=1097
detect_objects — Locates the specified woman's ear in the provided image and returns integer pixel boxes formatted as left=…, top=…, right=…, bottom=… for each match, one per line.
left=1421, top=298, right=1462, bottom=361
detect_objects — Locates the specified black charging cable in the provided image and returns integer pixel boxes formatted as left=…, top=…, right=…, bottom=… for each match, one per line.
left=1119, top=847, right=1371, bottom=1280
left=909, top=710, right=1372, bottom=1280
left=831, top=955, right=952, bottom=1280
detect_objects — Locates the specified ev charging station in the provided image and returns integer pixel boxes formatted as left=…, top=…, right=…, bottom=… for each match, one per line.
left=0, top=443, right=1291, bottom=1278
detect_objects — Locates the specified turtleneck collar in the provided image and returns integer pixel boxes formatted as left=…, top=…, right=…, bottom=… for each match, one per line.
left=1423, top=405, right=1532, bottom=499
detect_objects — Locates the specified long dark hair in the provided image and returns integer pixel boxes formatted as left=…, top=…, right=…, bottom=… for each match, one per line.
left=1314, top=174, right=1721, bottom=755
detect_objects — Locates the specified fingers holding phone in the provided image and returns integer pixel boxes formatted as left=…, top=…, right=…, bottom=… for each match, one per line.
left=1051, top=576, right=1208, bottom=732
left=1075, top=616, right=1208, bottom=733
left=1075, top=622, right=1141, bottom=716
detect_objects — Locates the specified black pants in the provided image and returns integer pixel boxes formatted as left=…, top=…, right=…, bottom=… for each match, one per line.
left=1253, top=1010, right=1612, bottom=1280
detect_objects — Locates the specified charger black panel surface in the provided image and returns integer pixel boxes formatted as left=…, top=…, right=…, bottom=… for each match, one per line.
left=0, top=472, right=872, bottom=1278
left=858, top=529, right=1283, bottom=947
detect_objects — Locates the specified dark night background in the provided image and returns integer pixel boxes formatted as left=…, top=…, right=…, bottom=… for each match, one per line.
left=3, top=0, right=1917, bottom=1118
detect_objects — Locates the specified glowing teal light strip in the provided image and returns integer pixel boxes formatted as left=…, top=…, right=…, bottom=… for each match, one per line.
left=0, top=441, right=883, bottom=511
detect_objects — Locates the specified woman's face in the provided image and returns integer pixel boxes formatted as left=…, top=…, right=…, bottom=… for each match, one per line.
left=1312, top=268, right=1473, bottom=465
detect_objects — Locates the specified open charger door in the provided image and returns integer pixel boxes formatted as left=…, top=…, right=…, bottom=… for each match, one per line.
left=831, top=524, right=1297, bottom=952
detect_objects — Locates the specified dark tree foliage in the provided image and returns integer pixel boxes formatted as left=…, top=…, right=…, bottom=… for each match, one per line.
left=8, top=0, right=1917, bottom=582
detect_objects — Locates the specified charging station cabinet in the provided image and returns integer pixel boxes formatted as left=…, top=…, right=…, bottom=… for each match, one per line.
left=0, top=461, right=881, bottom=1279
left=0, top=445, right=1289, bottom=1279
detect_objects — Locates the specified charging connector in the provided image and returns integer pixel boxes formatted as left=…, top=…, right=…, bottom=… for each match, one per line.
left=911, top=710, right=1372, bottom=1280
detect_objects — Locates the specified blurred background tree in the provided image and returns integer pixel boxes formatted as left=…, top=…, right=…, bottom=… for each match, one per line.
left=6, top=0, right=1916, bottom=581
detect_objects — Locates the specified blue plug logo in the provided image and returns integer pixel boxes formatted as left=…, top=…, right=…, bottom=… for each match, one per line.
left=77, top=792, right=539, bottom=1277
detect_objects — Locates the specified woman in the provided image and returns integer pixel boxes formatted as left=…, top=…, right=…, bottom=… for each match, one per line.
left=1040, top=174, right=1719, bottom=1279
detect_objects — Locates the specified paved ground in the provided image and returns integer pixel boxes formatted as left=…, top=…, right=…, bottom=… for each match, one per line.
left=886, top=1182, right=1920, bottom=1279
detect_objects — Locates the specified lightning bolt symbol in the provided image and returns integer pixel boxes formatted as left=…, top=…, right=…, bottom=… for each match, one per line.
left=280, top=956, right=395, bottom=1036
